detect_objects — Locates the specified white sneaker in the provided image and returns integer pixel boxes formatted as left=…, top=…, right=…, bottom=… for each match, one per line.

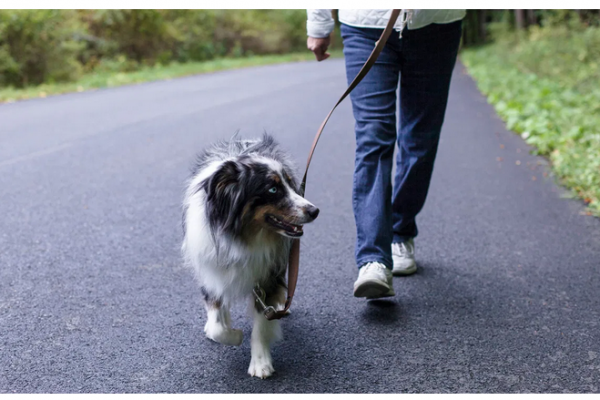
left=392, top=239, right=417, bottom=276
left=353, top=262, right=395, bottom=299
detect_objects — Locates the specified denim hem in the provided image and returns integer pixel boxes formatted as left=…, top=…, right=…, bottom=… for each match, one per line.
left=357, top=259, right=392, bottom=270
left=393, top=235, right=415, bottom=244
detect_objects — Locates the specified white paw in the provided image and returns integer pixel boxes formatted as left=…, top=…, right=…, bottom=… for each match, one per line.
left=205, top=327, right=243, bottom=346
left=248, top=356, right=275, bottom=379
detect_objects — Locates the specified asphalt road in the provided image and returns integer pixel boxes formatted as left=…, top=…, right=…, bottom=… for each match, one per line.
left=1, top=59, right=600, bottom=393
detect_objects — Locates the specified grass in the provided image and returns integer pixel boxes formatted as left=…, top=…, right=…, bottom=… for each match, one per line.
left=0, top=51, right=344, bottom=104
left=461, top=37, right=600, bottom=216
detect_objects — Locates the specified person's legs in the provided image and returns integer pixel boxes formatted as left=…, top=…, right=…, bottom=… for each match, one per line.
left=392, top=21, right=463, bottom=243
left=341, top=23, right=401, bottom=271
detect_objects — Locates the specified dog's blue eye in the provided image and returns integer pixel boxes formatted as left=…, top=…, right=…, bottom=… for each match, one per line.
left=268, top=187, right=277, bottom=194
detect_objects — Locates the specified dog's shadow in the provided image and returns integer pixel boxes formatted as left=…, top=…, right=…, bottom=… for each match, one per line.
left=202, top=261, right=483, bottom=388
left=214, top=315, right=325, bottom=387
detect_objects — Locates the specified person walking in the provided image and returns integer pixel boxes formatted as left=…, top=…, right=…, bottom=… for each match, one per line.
left=306, top=9, right=465, bottom=299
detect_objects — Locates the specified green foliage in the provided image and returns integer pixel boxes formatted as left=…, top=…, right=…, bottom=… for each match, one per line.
left=462, top=44, right=600, bottom=215
left=165, top=10, right=220, bottom=62
left=0, top=51, right=334, bottom=103
left=212, top=10, right=307, bottom=57
left=492, top=23, right=600, bottom=94
left=461, top=10, right=600, bottom=49
left=0, top=10, right=84, bottom=87
left=0, top=9, right=309, bottom=88
left=85, top=10, right=176, bottom=64
left=537, top=9, right=600, bottom=27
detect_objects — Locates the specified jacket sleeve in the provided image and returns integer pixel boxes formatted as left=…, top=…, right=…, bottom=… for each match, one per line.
left=306, top=9, right=335, bottom=38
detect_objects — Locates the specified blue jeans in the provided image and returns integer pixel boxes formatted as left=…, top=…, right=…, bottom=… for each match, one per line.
left=341, top=21, right=462, bottom=270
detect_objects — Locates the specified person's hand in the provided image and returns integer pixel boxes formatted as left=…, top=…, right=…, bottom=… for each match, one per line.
left=307, top=36, right=331, bottom=62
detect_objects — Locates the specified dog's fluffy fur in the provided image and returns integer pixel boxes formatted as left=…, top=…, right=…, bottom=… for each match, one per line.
left=181, top=134, right=319, bottom=378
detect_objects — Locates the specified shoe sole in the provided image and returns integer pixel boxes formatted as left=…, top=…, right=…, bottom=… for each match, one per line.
left=353, top=279, right=391, bottom=298
left=392, top=265, right=417, bottom=276
left=366, top=291, right=395, bottom=300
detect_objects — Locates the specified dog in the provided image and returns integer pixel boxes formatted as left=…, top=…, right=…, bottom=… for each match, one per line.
left=181, top=134, right=319, bottom=378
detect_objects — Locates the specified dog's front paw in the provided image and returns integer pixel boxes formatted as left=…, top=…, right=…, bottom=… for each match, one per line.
left=205, top=326, right=243, bottom=346
left=248, top=356, right=275, bottom=379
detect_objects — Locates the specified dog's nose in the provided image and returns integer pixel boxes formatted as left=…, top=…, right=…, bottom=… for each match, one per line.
left=305, top=205, right=320, bottom=220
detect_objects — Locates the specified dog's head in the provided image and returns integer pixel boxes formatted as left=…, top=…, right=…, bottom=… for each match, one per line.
left=203, top=156, right=319, bottom=240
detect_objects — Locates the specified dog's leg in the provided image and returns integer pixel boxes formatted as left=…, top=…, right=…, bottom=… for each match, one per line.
left=202, top=289, right=243, bottom=346
left=248, top=282, right=286, bottom=379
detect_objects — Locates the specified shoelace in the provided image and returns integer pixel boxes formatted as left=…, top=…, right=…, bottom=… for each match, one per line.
left=361, top=262, right=384, bottom=274
left=393, top=242, right=414, bottom=257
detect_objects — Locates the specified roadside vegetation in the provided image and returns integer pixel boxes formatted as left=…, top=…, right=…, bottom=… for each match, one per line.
left=0, top=10, right=343, bottom=102
left=461, top=10, right=600, bottom=215
left=0, top=52, right=330, bottom=103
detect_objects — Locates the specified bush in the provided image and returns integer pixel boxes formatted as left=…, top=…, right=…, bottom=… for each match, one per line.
left=84, top=10, right=176, bottom=64
left=166, top=10, right=220, bottom=62
left=486, top=16, right=600, bottom=94
left=213, top=10, right=306, bottom=57
left=0, top=9, right=310, bottom=88
left=0, top=10, right=83, bottom=87
left=79, top=10, right=308, bottom=66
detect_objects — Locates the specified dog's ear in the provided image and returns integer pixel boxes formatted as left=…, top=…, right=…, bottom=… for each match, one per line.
left=205, top=161, right=246, bottom=237
left=206, top=160, right=239, bottom=196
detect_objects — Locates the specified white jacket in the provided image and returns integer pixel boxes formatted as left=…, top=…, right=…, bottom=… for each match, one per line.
left=307, top=9, right=466, bottom=38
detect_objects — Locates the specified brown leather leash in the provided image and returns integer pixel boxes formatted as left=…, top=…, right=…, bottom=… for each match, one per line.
left=259, top=9, right=402, bottom=320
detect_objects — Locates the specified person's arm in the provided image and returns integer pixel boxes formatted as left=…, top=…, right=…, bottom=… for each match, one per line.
left=306, top=9, right=334, bottom=62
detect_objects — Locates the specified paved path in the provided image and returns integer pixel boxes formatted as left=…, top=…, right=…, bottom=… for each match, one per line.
left=1, top=59, right=600, bottom=393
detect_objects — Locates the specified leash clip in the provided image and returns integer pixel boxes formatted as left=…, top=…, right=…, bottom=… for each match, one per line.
left=253, top=285, right=277, bottom=320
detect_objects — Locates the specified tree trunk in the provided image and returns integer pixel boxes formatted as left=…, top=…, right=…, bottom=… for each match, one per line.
left=478, top=9, right=487, bottom=42
left=515, top=9, right=526, bottom=30
left=526, top=10, right=536, bottom=26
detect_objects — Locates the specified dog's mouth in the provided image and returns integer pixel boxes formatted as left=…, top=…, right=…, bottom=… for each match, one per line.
left=265, top=214, right=304, bottom=238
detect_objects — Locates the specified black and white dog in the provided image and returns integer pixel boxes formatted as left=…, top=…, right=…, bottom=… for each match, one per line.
left=181, top=134, right=319, bottom=378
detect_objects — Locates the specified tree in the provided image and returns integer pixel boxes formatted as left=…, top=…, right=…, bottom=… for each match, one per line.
left=515, top=9, right=526, bottom=30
